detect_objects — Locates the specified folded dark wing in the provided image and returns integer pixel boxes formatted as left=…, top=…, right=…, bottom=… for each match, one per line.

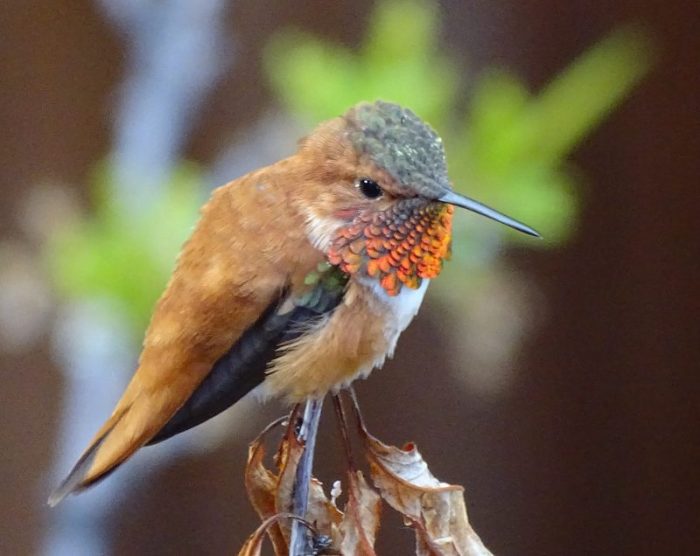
left=149, top=278, right=345, bottom=444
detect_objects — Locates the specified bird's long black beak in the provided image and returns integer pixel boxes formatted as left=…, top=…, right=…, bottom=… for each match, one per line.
left=439, top=190, right=541, bottom=238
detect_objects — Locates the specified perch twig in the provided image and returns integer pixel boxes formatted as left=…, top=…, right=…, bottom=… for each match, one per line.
left=289, top=397, right=324, bottom=554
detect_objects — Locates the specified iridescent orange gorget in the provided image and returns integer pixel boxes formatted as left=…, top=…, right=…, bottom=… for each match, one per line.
left=327, top=198, right=453, bottom=296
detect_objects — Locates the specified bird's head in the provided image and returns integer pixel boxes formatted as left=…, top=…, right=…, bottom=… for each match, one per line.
left=296, top=100, right=539, bottom=296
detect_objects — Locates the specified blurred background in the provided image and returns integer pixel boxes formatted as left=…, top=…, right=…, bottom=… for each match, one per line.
left=1, top=0, right=698, bottom=554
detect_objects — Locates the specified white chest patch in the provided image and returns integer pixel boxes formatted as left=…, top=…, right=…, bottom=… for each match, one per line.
left=363, top=277, right=430, bottom=359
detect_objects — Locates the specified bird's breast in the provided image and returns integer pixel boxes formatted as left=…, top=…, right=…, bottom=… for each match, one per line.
left=359, top=275, right=430, bottom=358
left=263, top=276, right=429, bottom=401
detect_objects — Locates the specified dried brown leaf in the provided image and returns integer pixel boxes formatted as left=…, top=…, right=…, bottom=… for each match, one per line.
left=273, top=417, right=343, bottom=546
left=308, top=477, right=344, bottom=546
left=274, top=418, right=305, bottom=522
left=243, top=417, right=290, bottom=555
left=244, top=414, right=344, bottom=554
left=237, top=514, right=315, bottom=556
left=359, top=424, right=493, bottom=555
left=246, top=398, right=490, bottom=556
left=339, top=470, right=381, bottom=556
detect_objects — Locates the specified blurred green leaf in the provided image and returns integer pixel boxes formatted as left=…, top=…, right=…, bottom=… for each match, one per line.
left=45, top=162, right=203, bottom=334
left=451, top=24, right=653, bottom=243
left=523, top=25, right=654, bottom=166
left=265, top=0, right=653, bottom=248
left=264, top=0, right=459, bottom=127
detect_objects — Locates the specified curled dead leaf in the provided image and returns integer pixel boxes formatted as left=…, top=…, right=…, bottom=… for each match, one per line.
left=243, top=394, right=491, bottom=555
left=273, top=416, right=305, bottom=525
left=307, top=477, right=344, bottom=547
left=354, top=400, right=493, bottom=555
left=237, top=514, right=317, bottom=556
left=244, top=412, right=344, bottom=554
left=244, top=416, right=291, bottom=555
left=339, top=470, right=382, bottom=556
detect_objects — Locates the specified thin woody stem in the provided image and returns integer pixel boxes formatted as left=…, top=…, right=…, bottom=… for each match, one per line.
left=346, top=386, right=365, bottom=430
left=332, top=394, right=355, bottom=470
left=289, top=397, right=324, bottom=555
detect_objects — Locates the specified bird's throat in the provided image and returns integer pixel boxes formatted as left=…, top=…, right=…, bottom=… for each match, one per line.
left=327, top=199, right=453, bottom=296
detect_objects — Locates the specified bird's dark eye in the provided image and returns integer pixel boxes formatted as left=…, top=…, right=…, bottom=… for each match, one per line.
left=357, top=178, right=383, bottom=199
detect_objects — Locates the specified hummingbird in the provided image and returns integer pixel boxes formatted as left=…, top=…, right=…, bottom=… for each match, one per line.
left=49, top=100, right=538, bottom=505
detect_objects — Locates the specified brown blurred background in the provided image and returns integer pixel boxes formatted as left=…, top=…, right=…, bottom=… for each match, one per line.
left=1, top=1, right=699, bottom=555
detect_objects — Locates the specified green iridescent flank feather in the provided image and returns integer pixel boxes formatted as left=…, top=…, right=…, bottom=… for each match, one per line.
left=301, top=262, right=349, bottom=303
left=345, top=101, right=450, bottom=198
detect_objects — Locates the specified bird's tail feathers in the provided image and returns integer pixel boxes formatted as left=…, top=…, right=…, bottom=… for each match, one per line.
left=48, top=396, right=160, bottom=506
left=48, top=406, right=128, bottom=506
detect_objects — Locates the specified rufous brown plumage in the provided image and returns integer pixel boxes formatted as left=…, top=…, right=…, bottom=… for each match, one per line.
left=50, top=101, right=538, bottom=505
